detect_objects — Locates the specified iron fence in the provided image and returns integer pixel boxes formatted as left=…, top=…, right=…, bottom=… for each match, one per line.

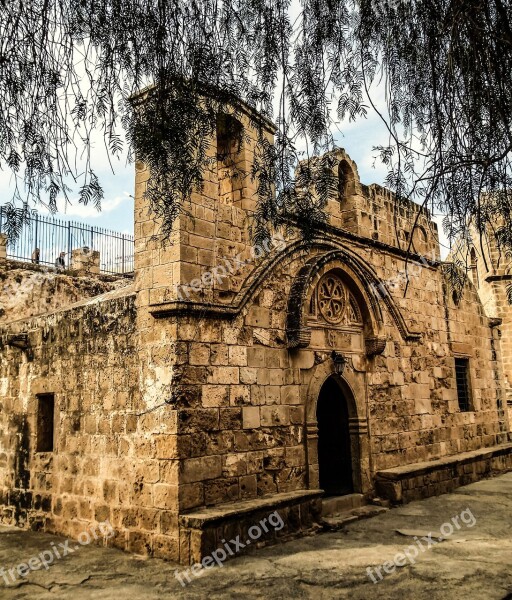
left=0, top=206, right=134, bottom=276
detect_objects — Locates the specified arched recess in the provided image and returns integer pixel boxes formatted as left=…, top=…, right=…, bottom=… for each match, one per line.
left=286, top=248, right=420, bottom=355
left=216, top=113, right=245, bottom=204
left=304, top=360, right=372, bottom=495
left=339, top=159, right=356, bottom=200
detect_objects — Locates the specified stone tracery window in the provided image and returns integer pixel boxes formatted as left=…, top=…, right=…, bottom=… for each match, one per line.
left=317, top=273, right=347, bottom=324
left=307, top=271, right=363, bottom=327
left=347, top=295, right=362, bottom=324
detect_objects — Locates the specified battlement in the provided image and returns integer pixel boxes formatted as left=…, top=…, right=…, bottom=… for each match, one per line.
left=304, top=148, right=440, bottom=259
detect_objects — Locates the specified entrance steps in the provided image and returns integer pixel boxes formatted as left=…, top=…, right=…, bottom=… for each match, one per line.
left=321, top=493, right=388, bottom=530
left=321, top=493, right=365, bottom=516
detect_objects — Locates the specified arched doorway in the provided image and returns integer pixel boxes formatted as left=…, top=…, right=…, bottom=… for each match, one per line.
left=316, top=376, right=354, bottom=496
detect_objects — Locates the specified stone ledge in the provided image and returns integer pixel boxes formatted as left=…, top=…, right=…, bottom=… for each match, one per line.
left=178, top=490, right=323, bottom=565
left=376, top=443, right=512, bottom=481
left=180, top=489, right=322, bottom=529
left=375, top=443, right=512, bottom=504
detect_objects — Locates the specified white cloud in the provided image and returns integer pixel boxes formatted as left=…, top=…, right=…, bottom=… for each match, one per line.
left=38, top=192, right=132, bottom=219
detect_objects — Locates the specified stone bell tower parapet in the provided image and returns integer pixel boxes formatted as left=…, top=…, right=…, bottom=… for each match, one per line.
left=132, top=93, right=276, bottom=313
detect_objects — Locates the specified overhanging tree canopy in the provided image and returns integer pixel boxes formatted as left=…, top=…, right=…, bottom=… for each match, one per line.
left=1, top=0, right=511, bottom=261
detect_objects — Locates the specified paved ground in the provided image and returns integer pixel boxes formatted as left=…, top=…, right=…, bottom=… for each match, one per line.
left=1, top=473, right=512, bottom=599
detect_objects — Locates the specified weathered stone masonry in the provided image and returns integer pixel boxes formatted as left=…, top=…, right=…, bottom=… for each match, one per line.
left=449, top=217, right=512, bottom=423
left=1, top=98, right=511, bottom=565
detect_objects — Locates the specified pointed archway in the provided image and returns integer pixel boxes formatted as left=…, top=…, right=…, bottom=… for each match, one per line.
left=303, top=360, right=372, bottom=496
left=317, top=376, right=354, bottom=496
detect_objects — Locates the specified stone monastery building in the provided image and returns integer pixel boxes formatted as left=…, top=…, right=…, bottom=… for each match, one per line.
left=1, top=100, right=511, bottom=565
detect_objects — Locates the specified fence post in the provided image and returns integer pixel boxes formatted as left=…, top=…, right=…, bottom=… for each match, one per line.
left=34, top=213, right=39, bottom=252
left=0, top=233, right=7, bottom=262
left=122, top=235, right=126, bottom=275
left=0, top=206, right=6, bottom=262
left=67, top=222, right=72, bottom=268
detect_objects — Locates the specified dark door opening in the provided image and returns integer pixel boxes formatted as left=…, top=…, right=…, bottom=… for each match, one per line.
left=316, top=376, right=354, bottom=496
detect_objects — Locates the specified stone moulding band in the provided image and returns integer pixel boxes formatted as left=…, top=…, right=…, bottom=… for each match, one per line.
left=150, top=236, right=423, bottom=351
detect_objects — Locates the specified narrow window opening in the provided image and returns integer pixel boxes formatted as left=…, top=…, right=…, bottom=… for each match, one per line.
left=470, top=248, right=479, bottom=289
left=36, top=393, right=55, bottom=452
left=455, top=358, right=472, bottom=412
left=217, top=114, right=244, bottom=204
left=309, top=293, right=316, bottom=315
left=338, top=160, right=355, bottom=200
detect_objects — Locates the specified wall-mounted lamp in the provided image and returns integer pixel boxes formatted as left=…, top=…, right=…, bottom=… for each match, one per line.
left=331, top=351, right=348, bottom=375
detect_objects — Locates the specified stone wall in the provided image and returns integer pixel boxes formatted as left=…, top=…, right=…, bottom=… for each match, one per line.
left=0, top=260, right=129, bottom=324
left=448, top=223, right=512, bottom=412
left=154, top=235, right=509, bottom=515
left=0, top=288, right=181, bottom=557
left=128, top=107, right=511, bottom=562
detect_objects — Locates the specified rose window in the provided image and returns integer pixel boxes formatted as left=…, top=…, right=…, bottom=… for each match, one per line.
left=317, top=273, right=346, bottom=324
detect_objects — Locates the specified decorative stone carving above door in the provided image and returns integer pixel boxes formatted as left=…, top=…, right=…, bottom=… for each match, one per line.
left=317, top=273, right=347, bottom=324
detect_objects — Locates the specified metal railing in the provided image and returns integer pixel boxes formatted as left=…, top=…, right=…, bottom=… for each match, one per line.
left=0, top=206, right=134, bottom=276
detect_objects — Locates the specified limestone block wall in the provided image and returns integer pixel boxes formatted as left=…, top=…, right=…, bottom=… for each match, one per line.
left=448, top=224, right=512, bottom=403
left=355, top=184, right=439, bottom=259
left=132, top=122, right=509, bottom=517
left=359, top=245, right=508, bottom=471
left=0, top=260, right=129, bottom=324
left=299, top=149, right=439, bottom=261
left=149, top=227, right=509, bottom=523
left=134, top=106, right=275, bottom=313
left=0, top=289, right=182, bottom=560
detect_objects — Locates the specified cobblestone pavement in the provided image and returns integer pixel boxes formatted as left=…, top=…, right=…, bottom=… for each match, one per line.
left=1, top=473, right=511, bottom=600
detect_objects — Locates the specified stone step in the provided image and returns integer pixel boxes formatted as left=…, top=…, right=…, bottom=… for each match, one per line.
left=321, top=505, right=389, bottom=531
left=321, top=493, right=365, bottom=517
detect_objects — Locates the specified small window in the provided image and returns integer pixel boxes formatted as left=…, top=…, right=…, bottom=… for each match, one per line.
left=338, top=160, right=356, bottom=200
left=217, top=113, right=244, bottom=204
left=454, top=358, right=472, bottom=412
left=36, top=394, right=55, bottom=452
left=470, top=248, right=479, bottom=289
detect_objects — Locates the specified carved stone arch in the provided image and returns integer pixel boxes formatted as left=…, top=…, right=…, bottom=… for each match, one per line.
left=329, top=149, right=362, bottom=196
left=305, top=361, right=365, bottom=424
left=304, top=260, right=383, bottom=347
left=152, top=237, right=420, bottom=349
left=287, top=256, right=385, bottom=356
left=339, top=159, right=356, bottom=199
left=286, top=246, right=421, bottom=353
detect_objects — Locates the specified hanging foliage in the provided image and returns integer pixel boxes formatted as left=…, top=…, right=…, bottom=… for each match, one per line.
left=0, top=0, right=511, bottom=256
